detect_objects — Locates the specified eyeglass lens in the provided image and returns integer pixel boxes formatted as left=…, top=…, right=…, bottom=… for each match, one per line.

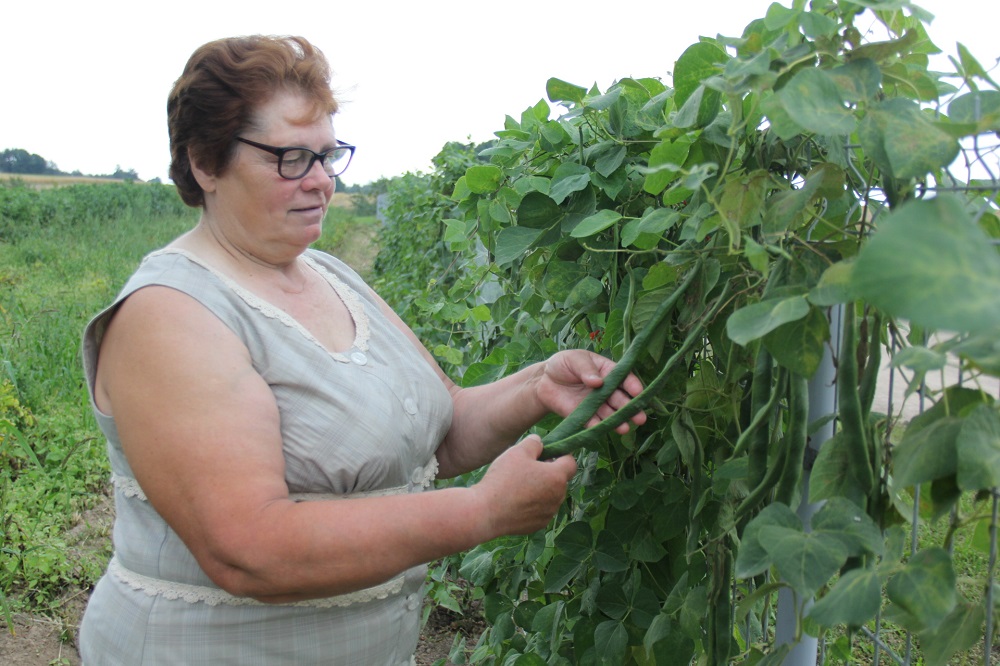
left=280, top=147, right=352, bottom=179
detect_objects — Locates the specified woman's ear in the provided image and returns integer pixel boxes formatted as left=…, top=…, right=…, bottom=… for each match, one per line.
left=188, top=147, right=218, bottom=194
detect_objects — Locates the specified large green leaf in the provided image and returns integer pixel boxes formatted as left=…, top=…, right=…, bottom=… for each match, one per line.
left=516, top=190, right=562, bottom=229
left=919, top=602, right=986, bottom=666
left=956, top=404, right=1000, bottom=491
left=808, top=568, right=882, bottom=627
left=570, top=209, right=622, bottom=238
left=892, top=417, right=962, bottom=489
left=595, top=531, right=629, bottom=573
left=673, top=42, right=729, bottom=109
left=776, top=68, right=856, bottom=136
left=623, top=208, right=681, bottom=247
left=851, top=195, right=1000, bottom=334
left=565, top=276, right=605, bottom=310
left=543, top=554, right=582, bottom=593
left=595, top=620, right=629, bottom=664
left=948, top=90, right=1000, bottom=133
left=464, top=165, right=503, bottom=194
left=541, top=261, right=587, bottom=301
left=811, top=497, right=884, bottom=558
left=828, top=58, right=882, bottom=103
left=459, top=546, right=495, bottom=586
left=673, top=82, right=722, bottom=130
left=760, top=527, right=849, bottom=598
left=494, top=226, right=542, bottom=266
left=762, top=305, right=830, bottom=377
left=764, top=163, right=846, bottom=238
left=546, top=77, right=587, bottom=105
left=809, top=432, right=870, bottom=507
left=734, top=503, right=802, bottom=579
left=643, top=137, right=693, bottom=195
left=549, top=163, right=592, bottom=205
left=727, top=295, right=810, bottom=345
left=809, top=259, right=857, bottom=306
left=554, top=521, right=594, bottom=562
left=858, top=98, right=960, bottom=179
left=885, top=547, right=956, bottom=632
left=715, top=169, right=769, bottom=250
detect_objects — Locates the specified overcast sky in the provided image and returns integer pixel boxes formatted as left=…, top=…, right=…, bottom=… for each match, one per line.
left=3, top=0, right=995, bottom=186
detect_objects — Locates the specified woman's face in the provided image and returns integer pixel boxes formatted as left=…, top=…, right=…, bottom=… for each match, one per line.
left=203, top=90, right=337, bottom=262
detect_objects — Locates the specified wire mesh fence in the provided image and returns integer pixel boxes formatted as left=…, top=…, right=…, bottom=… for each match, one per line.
left=797, top=128, right=1000, bottom=665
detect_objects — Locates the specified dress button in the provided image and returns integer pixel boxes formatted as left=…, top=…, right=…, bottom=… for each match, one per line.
left=403, top=397, right=417, bottom=415
left=349, top=351, right=368, bottom=365
left=410, top=466, right=424, bottom=485
left=405, top=593, right=420, bottom=612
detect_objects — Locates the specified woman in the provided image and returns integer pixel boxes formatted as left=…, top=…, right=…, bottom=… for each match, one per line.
left=78, top=35, right=645, bottom=665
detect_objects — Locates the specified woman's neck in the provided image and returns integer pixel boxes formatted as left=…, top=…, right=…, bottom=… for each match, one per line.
left=173, top=218, right=310, bottom=294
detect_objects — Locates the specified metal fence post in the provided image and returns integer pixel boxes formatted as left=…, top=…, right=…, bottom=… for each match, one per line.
left=775, top=304, right=843, bottom=665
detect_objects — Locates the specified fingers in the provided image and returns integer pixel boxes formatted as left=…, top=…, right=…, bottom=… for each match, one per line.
left=518, top=435, right=578, bottom=478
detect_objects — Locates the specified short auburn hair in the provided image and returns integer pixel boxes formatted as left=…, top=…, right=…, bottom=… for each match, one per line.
left=167, top=35, right=339, bottom=207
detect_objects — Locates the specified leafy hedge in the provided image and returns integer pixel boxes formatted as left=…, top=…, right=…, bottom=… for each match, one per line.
left=373, top=1, right=1000, bottom=664
left=0, top=181, right=188, bottom=243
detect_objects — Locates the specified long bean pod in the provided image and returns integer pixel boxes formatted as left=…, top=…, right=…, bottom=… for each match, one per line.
left=858, top=309, right=882, bottom=419
left=732, top=350, right=777, bottom=459
left=538, top=258, right=703, bottom=452
left=734, top=439, right=788, bottom=519
left=774, top=371, right=809, bottom=506
left=839, top=303, right=876, bottom=495
left=540, top=279, right=731, bottom=459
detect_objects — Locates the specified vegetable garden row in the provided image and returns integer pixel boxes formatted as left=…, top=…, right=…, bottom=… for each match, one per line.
left=372, top=1, right=1000, bottom=663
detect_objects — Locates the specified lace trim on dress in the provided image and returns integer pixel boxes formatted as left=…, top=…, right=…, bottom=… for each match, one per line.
left=420, top=456, right=439, bottom=489
left=111, top=472, right=148, bottom=501
left=108, top=556, right=405, bottom=608
left=301, top=254, right=371, bottom=354
left=143, top=248, right=371, bottom=363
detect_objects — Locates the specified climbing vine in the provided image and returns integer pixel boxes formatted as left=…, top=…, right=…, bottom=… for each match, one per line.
left=373, top=1, right=1000, bottom=663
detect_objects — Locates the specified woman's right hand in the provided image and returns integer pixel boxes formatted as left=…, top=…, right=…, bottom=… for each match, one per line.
left=473, top=435, right=577, bottom=539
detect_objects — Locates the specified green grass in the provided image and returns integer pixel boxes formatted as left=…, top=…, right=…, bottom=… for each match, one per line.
left=0, top=184, right=379, bottom=629
left=1, top=187, right=197, bottom=625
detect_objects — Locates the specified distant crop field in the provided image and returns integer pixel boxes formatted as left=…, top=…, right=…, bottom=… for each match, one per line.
left=0, top=173, right=129, bottom=189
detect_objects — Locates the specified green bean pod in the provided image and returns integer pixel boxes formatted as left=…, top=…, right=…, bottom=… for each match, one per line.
left=774, top=371, right=809, bottom=507
left=839, top=303, right=876, bottom=496
left=858, top=310, right=882, bottom=420
left=540, top=278, right=731, bottom=460
left=732, top=350, right=776, bottom=459
left=538, top=258, right=703, bottom=456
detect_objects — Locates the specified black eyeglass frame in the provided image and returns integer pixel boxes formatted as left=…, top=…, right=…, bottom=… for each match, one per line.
left=235, top=137, right=355, bottom=179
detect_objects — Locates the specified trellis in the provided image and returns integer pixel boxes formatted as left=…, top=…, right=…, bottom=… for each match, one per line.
left=776, top=130, right=1000, bottom=665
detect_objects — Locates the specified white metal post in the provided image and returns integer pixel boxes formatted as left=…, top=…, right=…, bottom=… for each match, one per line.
left=775, top=304, right=843, bottom=665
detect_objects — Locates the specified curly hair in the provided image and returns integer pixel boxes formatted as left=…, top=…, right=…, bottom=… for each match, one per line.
left=167, top=35, right=339, bottom=207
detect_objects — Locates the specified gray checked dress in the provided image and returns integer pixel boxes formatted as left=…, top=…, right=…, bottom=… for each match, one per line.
left=78, top=248, right=454, bottom=665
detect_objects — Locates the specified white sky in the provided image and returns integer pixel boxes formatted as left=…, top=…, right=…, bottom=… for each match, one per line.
left=2, top=0, right=995, bottom=187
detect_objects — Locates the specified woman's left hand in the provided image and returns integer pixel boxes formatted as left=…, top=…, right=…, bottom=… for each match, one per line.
left=535, top=350, right=647, bottom=434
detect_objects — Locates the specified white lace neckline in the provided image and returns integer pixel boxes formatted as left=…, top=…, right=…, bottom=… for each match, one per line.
left=146, top=248, right=370, bottom=363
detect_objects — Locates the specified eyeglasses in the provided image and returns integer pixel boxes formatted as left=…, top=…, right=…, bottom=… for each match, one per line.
left=235, top=137, right=355, bottom=179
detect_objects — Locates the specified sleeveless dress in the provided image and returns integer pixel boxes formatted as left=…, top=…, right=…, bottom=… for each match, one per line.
left=78, top=248, right=455, bottom=665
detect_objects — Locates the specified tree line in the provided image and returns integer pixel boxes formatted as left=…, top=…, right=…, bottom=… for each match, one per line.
left=1, top=147, right=140, bottom=181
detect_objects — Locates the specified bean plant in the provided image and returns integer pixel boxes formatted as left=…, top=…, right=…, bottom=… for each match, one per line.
left=373, top=0, right=1000, bottom=663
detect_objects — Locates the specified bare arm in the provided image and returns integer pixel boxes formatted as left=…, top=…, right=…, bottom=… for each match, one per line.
left=95, top=286, right=577, bottom=603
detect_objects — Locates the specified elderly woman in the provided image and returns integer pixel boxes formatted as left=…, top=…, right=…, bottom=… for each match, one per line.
left=78, top=35, right=644, bottom=664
